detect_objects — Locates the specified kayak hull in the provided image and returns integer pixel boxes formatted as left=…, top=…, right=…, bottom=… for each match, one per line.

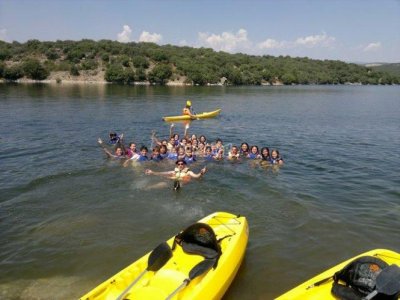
left=162, top=109, right=221, bottom=122
left=80, top=211, right=248, bottom=300
left=276, top=249, right=400, bottom=300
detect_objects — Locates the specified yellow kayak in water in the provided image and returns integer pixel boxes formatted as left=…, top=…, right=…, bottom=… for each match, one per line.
left=162, top=109, right=221, bottom=122
left=276, top=249, right=400, bottom=300
left=80, top=211, right=248, bottom=300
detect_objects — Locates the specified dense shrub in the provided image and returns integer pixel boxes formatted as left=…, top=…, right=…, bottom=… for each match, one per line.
left=148, top=64, right=172, bottom=84
left=3, top=65, right=24, bottom=80
left=23, top=59, right=50, bottom=80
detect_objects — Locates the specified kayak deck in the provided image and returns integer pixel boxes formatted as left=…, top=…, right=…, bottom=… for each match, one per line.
left=162, top=109, right=221, bottom=122
left=276, top=249, right=400, bottom=300
left=80, top=212, right=248, bottom=300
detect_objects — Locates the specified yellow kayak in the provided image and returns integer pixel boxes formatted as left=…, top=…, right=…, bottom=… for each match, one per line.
left=277, top=249, right=400, bottom=300
left=162, top=109, right=221, bottom=122
left=80, top=211, right=248, bottom=300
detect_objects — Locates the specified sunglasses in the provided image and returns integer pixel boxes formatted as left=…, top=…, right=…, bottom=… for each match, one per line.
left=177, top=163, right=185, bottom=166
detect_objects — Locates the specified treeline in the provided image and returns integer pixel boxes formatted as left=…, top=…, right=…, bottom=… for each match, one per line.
left=0, top=39, right=399, bottom=85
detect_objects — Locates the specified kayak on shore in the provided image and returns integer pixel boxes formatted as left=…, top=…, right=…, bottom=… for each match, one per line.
left=80, top=211, right=248, bottom=300
left=162, top=109, right=221, bottom=122
left=276, top=248, right=400, bottom=300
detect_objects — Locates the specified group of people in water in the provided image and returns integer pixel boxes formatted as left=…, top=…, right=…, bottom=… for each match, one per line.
left=98, top=101, right=283, bottom=190
left=98, top=126, right=284, bottom=165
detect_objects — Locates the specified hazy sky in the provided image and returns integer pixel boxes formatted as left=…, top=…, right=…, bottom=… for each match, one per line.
left=1, top=0, right=399, bottom=63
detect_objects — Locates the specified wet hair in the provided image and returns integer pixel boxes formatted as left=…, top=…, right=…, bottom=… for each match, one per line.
left=260, top=147, right=270, bottom=160
left=271, top=149, right=280, bottom=157
left=250, top=145, right=259, bottom=154
left=160, top=145, right=167, bottom=153
left=240, top=142, right=249, bottom=150
left=175, top=159, right=187, bottom=165
left=240, top=142, right=250, bottom=155
left=199, top=135, right=207, bottom=143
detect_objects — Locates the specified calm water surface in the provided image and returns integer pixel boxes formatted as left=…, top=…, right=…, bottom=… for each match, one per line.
left=0, top=84, right=399, bottom=299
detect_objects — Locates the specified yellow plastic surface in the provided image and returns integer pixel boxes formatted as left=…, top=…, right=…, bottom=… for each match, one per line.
left=276, top=249, right=400, bottom=300
left=162, top=109, right=221, bottom=122
left=80, top=211, right=248, bottom=300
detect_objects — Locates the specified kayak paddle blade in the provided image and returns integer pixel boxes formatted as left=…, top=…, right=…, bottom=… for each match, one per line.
left=364, top=264, right=400, bottom=300
left=147, top=241, right=173, bottom=271
left=166, top=258, right=216, bottom=300
left=188, top=258, right=216, bottom=280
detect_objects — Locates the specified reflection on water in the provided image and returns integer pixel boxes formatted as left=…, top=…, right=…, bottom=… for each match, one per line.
left=0, top=84, right=399, bottom=299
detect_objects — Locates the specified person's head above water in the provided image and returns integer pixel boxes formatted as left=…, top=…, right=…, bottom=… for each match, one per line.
left=175, top=159, right=187, bottom=166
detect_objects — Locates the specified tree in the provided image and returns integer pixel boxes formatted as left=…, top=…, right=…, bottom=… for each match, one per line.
left=0, top=62, right=4, bottom=78
left=124, top=68, right=135, bottom=84
left=3, top=65, right=24, bottom=81
left=132, top=56, right=149, bottom=68
left=148, top=64, right=172, bottom=84
left=104, top=64, right=125, bottom=83
left=46, top=49, right=60, bottom=60
left=81, top=59, right=98, bottom=70
left=135, top=67, right=147, bottom=81
left=0, top=48, right=12, bottom=60
left=23, top=59, right=50, bottom=80
left=70, top=65, right=80, bottom=76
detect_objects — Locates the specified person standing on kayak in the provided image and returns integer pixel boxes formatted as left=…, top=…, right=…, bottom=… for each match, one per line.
left=183, top=100, right=196, bottom=118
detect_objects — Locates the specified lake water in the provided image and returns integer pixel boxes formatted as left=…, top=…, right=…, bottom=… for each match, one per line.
left=0, top=84, right=399, bottom=299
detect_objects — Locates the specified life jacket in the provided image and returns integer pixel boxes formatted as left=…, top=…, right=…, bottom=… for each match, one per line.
left=167, top=153, right=178, bottom=160
left=270, top=157, right=283, bottom=164
left=151, top=155, right=163, bottom=162
left=182, top=107, right=191, bottom=115
left=137, top=155, right=149, bottom=162
left=204, top=154, right=214, bottom=161
left=248, top=153, right=259, bottom=159
left=228, top=152, right=240, bottom=159
left=184, top=155, right=196, bottom=164
left=240, top=150, right=249, bottom=157
left=174, top=167, right=190, bottom=180
left=109, top=136, right=121, bottom=145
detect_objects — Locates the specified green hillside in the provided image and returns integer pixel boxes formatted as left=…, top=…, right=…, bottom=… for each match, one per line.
left=368, top=63, right=400, bottom=77
left=0, top=39, right=399, bottom=85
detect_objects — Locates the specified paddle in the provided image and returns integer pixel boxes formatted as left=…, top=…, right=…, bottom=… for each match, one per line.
left=306, top=275, right=333, bottom=289
left=116, top=242, right=173, bottom=300
left=363, top=264, right=400, bottom=300
left=165, top=258, right=216, bottom=300
left=184, top=123, right=190, bottom=137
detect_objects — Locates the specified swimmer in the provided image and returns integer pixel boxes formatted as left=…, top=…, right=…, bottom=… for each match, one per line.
left=240, top=142, right=250, bottom=157
left=145, top=159, right=206, bottom=190
left=137, top=146, right=149, bottom=162
left=228, top=145, right=240, bottom=160
left=270, top=149, right=284, bottom=165
left=248, top=145, right=261, bottom=159
left=102, top=146, right=125, bottom=159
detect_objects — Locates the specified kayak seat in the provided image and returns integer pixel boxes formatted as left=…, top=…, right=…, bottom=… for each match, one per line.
left=181, top=240, right=219, bottom=259
left=172, top=222, right=222, bottom=269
